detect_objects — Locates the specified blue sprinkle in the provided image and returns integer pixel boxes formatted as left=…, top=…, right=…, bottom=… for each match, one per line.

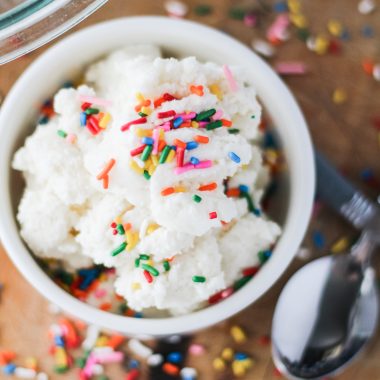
left=55, top=335, right=65, bottom=347
left=263, top=131, right=278, bottom=148
left=171, top=145, right=177, bottom=151
left=340, top=29, right=351, bottom=41
left=173, top=117, right=184, bottom=128
left=167, top=351, right=183, bottom=363
left=134, top=312, right=143, bottom=318
left=61, top=80, right=74, bottom=89
left=228, top=151, right=241, bottom=163
left=38, top=115, right=49, bottom=125
left=142, top=137, right=154, bottom=145
left=3, top=364, right=16, bottom=375
left=129, top=359, right=140, bottom=369
left=263, top=250, right=272, bottom=259
left=361, top=168, right=374, bottom=181
left=312, top=230, right=325, bottom=249
left=190, top=157, right=200, bottom=165
left=273, top=1, right=288, bottom=13
left=361, top=25, right=374, bottom=38
left=235, top=352, right=249, bottom=360
left=80, top=112, right=87, bottom=126
left=238, top=184, right=249, bottom=193
left=186, top=141, right=199, bottom=150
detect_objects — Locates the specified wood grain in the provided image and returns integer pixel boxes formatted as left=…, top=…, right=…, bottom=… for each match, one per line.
left=1, top=0, right=380, bottom=379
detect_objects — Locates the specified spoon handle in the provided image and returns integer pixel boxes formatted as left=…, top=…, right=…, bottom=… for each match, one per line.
left=315, top=152, right=379, bottom=231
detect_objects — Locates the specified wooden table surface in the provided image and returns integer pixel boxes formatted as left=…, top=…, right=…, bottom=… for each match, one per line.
left=1, top=0, right=380, bottom=379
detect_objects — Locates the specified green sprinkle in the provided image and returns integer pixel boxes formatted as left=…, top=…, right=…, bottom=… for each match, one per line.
left=138, top=112, right=147, bottom=117
left=141, top=264, right=159, bottom=276
left=228, top=128, right=240, bottom=134
left=206, top=120, right=223, bottom=130
left=196, top=109, right=216, bottom=121
left=194, top=4, right=212, bottom=15
left=85, top=107, right=99, bottom=115
left=54, top=366, right=69, bottom=374
left=229, top=7, right=245, bottom=20
left=118, top=302, right=128, bottom=314
left=75, top=357, right=86, bottom=369
left=139, top=254, right=150, bottom=260
left=297, top=28, right=311, bottom=42
left=141, top=145, right=153, bottom=161
left=251, top=115, right=255, bottom=119
left=163, top=260, right=170, bottom=271
left=193, top=194, right=202, bottom=203
left=111, top=242, right=127, bottom=256
left=116, top=224, right=125, bottom=235
left=258, top=250, right=271, bottom=264
left=233, top=276, right=251, bottom=290
left=239, top=191, right=260, bottom=215
left=192, top=275, right=206, bottom=283
left=135, top=258, right=140, bottom=268
left=57, top=129, right=67, bottom=138
left=143, top=170, right=151, bottom=180
left=159, top=145, right=171, bottom=164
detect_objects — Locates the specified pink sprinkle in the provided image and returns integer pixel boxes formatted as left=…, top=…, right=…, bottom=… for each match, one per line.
left=267, top=14, right=289, bottom=42
left=174, top=163, right=195, bottom=175
left=198, top=121, right=208, bottom=128
left=152, top=128, right=160, bottom=155
left=161, top=122, right=171, bottom=131
left=244, top=12, right=257, bottom=27
left=94, top=288, right=107, bottom=299
left=195, top=160, right=213, bottom=169
left=78, top=94, right=113, bottom=107
left=211, top=109, right=223, bottom=120
left=188, top=343, right=206, bottom=356
left=66, top=133, right=77, bottom=144
left=177, top=111, right=197, bottom=120
left=275, top=62, right=307, bottom=75
left=222, top=64, right=238, bottom=92
left=82, top=353, right=97, bottom=377
left=94, top=351, right=124, bottom=364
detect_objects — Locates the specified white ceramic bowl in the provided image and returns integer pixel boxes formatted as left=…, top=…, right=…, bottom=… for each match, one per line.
left=0, top=16, right=315, bottom=337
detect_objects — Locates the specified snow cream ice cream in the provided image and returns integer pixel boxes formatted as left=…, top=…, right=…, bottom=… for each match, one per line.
left=13, top=45, right=281, bottom=316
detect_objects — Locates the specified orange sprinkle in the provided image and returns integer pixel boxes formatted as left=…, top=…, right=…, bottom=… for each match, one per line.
left=107, top=335, right=125, bottom=349
left=226, top=188, right=240, bottom=197
left=194, top=135, right=209, bottom=144
left=190, top=85, right=204, bottom=96
left=167, top=256, right=175, bottom=262
left=97, top=158, right=116, bottom=180
left=199, top=182, right=217, bottom=191
left=221, top=119, right=232, bottom=127
left=0, top=352, right=16, bottom=365
left=123, top=223, right=132, bottom=231
left=161, top=187, right=175, bottom=196
left=102, top=176, right=109, bottom=190
left=163, top=363, right=180, bottom=376
left=362, top=59, right=375, bottom=75
left=99, top=302, right=112, bottom=311
left=154, top=96, right=165, bottom=108
left=158, top=140, right=166, bottom=152
left=174, top=139, right=186, bottom=149
left=180, top=121, right=192, bottom=128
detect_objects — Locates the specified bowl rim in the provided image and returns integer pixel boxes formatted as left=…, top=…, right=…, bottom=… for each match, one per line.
left=0, top=16, right=315, bottom=337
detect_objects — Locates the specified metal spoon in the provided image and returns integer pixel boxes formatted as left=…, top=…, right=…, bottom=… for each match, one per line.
left=271, top=152, right=380, bottom=380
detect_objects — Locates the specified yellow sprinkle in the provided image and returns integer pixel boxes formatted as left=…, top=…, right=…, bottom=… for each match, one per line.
left=331, top=236, right=350, bottom=253
left=146, top=259, right=154, bottom=266
left=327, top=19, right=343, bottom=37
left=332, top=88, right=347, bottom=104
left=240, top=358, right=254, bottom=369
left=230, top=325, right=247, bottom=344
left=99, top=112, right=111, bottom=128
left=151, top=154, right=159, bottom=166
left=136, top=128, right=152, bottom=137
left=221, top=347, right=234, bottom=361
left=141, top=106, right=152, bottom=116
left=175, top=186, right=187, bottom=193
left=99, top=273, right=108, bottom=282
left=212, top=358, right=226, bottom=371
left=147, top=223, right=159, bottom=235
left=95, top=335, right=109, bottom=347
left=191, top=121, right=199, bottom=128
left=136, top=92, right=145, bottom=102
left=209, top=84, right=223, bottom=100
left=55, top=347, right=68, bottom=367
left=166, top=149, right=176, bottom=163
left=129, top=160, right=144, bottom=174
left=114, top=216, right=122, bottom=224
left=25, top=357, right=38, bottom=370
left=314, top=35, right=329, bottom=55
left=132, top=282, right=141, bottom=290
left=289, top=13, right=308, bottom=28
left=287, top=0, right=301, bottom=13
left=148, top=164, right=156, bottom=176
left=144, top=157, right=152, bottom=169
left=126, top=231, right=139, bottom=251
left=265, top=149, right=279, bottom=165
left=232, top=360, right=246, bottom=377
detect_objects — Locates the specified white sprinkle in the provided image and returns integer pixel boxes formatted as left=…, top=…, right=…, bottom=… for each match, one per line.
left=358, top=0, right=376, bottom=14
left=251, top=39, right=275, bottom=57
left=14, top=367, right=36, bottom=379
left=165, top=334, right=182, bottom=344
left=164, top=0, right=188, bottom=18
left=361, top=267, right=376, bottom=295
left=92, top=346, right=114, bottom=355
left=306, top=37, right=317, bottom=51
left=147, top=353, right=164, bottom=367
left=139, top=218, right=150, bottom=239
left=181, top=367, right=198, bottom=379
left=92, top=364, right=104, bottom=375
left=128, top=338, right=153, bottom=358
left=49, top=324, right=63, bottom=337
left=36, top=373, right=49, bottom=380
left=296, top=247, right=312, bottom=261
left=373, top=64, right=380, bottom=81
left=82, top=324, right=100, bottom=350
left=134, top=157, right=145, bottom=169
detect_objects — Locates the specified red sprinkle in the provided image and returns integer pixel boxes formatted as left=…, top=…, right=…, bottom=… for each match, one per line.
left=81, top=102, right=92, bottom=111
left=199, top=182, right=217, bottom=191
left=209, top=211, right=217, bottom=219
left=144, top=270, right=153, bottom=283
left=110, top=222, right=117, bottom=228
left=163, top=93, right=176, bottom=101
left=130, top=145, right=146, bottom=156
left=158, top=110, right=176, bottom=119
left=125, top=368, right=140, bottom=380
left=242, top=266, right=260, bottom=277
left=226, top=188, right=240, bottom=197
left=121, top=117, right=147, bottom=131
left=162, top=363, right=180, bottom=376
left=87, top=116, right=101, bottom=135
left=221, top=119, right=232, bottom=127
left=176, top=147, right=185, bottom=167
